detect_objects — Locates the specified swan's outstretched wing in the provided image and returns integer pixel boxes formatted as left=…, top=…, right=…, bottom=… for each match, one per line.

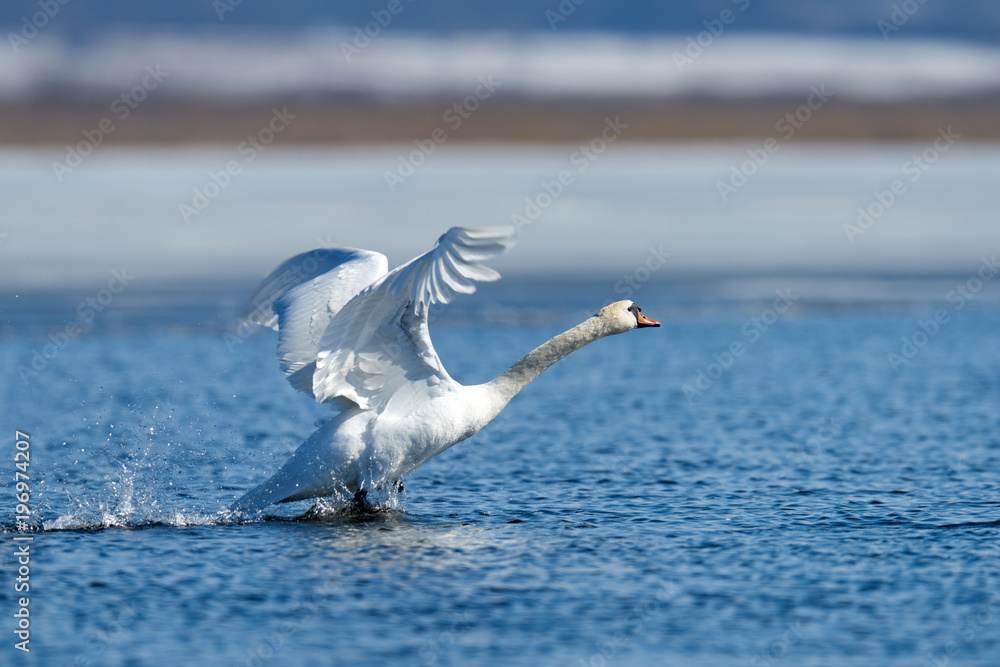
left=312, top=226, right=515, bottom=417
left=243, top=247, right=389, bottom=395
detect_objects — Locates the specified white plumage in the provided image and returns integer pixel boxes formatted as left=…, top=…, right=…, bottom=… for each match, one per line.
left=230, top=226, right=659, bottom=513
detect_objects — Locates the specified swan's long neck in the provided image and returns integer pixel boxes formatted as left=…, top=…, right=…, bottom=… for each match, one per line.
left=486, top=316, right=612, bottom=404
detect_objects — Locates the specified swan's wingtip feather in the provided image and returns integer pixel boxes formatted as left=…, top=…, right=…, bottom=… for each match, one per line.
left=442, top=225, right=517, bottom=249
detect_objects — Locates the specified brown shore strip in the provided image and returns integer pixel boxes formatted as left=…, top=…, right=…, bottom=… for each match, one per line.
left=2, top=94, right=999, bottom=146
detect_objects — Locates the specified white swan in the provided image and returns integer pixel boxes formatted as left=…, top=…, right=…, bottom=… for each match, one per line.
left=230, top=226, right=659, bottom=513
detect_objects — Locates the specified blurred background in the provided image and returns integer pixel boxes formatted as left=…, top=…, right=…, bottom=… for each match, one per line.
left=0, top=0, right=998, bottom=305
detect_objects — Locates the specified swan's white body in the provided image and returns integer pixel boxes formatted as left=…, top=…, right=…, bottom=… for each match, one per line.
left=230, top=227, right=658, bottom=513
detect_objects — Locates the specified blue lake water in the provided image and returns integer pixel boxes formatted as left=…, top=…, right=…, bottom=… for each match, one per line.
left=2, top=278, right=999, bottom=666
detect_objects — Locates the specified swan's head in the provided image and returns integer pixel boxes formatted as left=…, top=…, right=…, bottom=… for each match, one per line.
left=597, top=300, right=661, bottom=334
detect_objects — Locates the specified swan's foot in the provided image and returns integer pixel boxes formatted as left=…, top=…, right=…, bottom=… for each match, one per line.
left=396, top=481, right=404, bottom=493
left=300, top=503, right=324, bottom=520
left=296, top=497, right=341, bottom=520
left=352, top=489, right=368, bottom=509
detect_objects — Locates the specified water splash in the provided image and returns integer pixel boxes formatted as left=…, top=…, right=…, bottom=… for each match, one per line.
left=35, top=464, right=408, bottom=532
left=42, top=460, right=222, bottom=531
left=34, top=404, right=238, bottom=531
left=17, top=397, right=411, bottom=532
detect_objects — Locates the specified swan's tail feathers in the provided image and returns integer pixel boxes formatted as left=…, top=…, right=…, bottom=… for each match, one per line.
left=229, top=451, right=351, bottom=515
left=229, top=481, right=280, bottom=515
left=229, top=477, right=304, bottom=515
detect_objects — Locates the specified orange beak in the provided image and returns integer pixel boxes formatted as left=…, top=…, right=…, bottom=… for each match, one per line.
left=636, top=311, right=660, bottom=328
